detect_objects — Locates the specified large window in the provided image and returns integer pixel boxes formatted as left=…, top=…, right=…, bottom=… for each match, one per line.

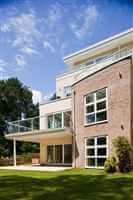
left=85, top=136, right=107, bottom=168
left=47, top=144, right=72, bottom=164
left=47, top=111, right=71, bottom=129
left=85, top=88, right=107, bottom=125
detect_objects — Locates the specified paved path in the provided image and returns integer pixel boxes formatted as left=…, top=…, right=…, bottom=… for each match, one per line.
left=0, top=165, right=72, bottom=172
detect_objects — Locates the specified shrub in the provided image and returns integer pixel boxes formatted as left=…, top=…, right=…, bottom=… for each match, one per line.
left=113, top=136, right=132, bottom=172
left=104, top=157, right=116, bottom=173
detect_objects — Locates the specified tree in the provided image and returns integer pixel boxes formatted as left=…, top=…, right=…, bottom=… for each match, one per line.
left=0, top=78, right=39, bottom=157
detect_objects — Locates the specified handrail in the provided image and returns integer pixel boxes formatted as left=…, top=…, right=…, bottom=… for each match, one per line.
left=6, top=112, right=72, bottom=135
left=57, top=48, right=132, bottom=79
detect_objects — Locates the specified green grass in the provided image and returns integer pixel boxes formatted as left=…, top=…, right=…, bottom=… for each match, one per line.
left=0, top=169, right=133, bottom=200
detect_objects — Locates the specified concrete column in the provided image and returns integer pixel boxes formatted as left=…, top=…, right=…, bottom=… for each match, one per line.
left=40, top=144, right=47, bottom=165
left=13, top=139, right=16, bottom=167
left=40, top=115, right=47, bottom=130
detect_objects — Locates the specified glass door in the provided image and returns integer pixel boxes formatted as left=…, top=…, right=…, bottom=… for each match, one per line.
left=47, top=145, right=54, bottom=163
left=64, top=144, right=72, bottom=164
left=55, top=145, right=62, bottom=163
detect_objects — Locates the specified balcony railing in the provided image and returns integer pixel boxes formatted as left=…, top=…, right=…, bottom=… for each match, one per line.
left=6, top=111, right=72, bottom=135
left=57, top=48, right=133, bottom=79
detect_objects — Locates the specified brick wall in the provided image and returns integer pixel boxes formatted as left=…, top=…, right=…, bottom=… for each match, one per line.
left=72, top=57, right=132, bottom=168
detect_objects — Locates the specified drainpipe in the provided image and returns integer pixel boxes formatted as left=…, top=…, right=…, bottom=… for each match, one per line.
left=73, top=90, right=76, bottom=168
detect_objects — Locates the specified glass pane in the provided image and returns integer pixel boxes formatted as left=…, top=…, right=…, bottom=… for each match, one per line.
left=86, top=114, right=95, bottom=124
left=48, top=115, right=54, bottom=129
left=97, top=148, right=107, bottom=156
left=86, top=148, right=95, bottom=156
left=86, top=93, right=94, bottom=104
left=64, top=86, right=72, bottom=97
left=86, top=104, right=94, bottom=114
left=96, top=88, right=106, bottom=100
left=86, top=138, right=94, bottom=146
left=86, top=158, right=95, bottom=167
left=96, top=111, right=107, bottom=122
left=97, top=137, right=106, bottom=145
left=47, top=146, right=54, bottom=163
left=55, top=145, right=62, bottom=163
left=54, top=113, right=62, bottom=128
left=97, top=158, right=106, bottom=167
left=64, top=111, right=71, bottom=128
left=64, top=144, right=72, bottom=163
left=96, top=101, right=106, bottom=111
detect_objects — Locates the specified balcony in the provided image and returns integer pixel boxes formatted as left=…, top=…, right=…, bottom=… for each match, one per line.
left=5, top=110, right=72, bottom=143
left=57, top=48, right=133, bottom=81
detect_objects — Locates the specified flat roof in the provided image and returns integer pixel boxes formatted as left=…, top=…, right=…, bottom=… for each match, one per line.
left=63, top=28, right=133, bottom=63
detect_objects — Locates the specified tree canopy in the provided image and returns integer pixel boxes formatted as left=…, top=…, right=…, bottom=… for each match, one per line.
left=0, top=78, right=39, bottom=157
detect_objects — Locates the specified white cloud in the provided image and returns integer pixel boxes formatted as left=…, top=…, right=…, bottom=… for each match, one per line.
left=0, top=24, right=10, bottom=32
left=15, top=55, right=27, bottom=68
left=32, top=89, right=42, bottom=104
left=0, top=59, right=7, bottom=72
left=43, top=41, right=56, bottom=53
left=70, top=5, right=98, bottom=39
left=21, top=47, right=38, bottom=55
left=1, top=10, right=42, bottom=53
left=46, top=3, right=63, bottom=26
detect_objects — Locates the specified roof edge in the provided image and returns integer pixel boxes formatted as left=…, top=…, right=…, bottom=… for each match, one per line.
left=63, top=28, right=133, bottom=62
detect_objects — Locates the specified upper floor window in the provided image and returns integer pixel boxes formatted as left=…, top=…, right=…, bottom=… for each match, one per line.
left=47, top=111, right=71, bottom=129
left=64, top=86, right=72, bottom=97
left=85, top=88, right=107, bottom=125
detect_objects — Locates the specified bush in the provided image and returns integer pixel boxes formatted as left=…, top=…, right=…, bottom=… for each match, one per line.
left=113, top=136, right=132, bottom=172
left=104, top=157, right=116, bottom=173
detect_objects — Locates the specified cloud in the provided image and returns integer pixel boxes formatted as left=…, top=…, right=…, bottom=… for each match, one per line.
left=32, top=89, right=42, bottom=104
left=45, top=3, right=63, bottom=26
left=15, top=55, right=27, bottom=68
left=21, top=47, right=38, bottom=55
left=70, top=5, right=98, bottom=39
left=0, top=9, right=42, bottom=55
left=43, top=41, right=56, bottom=53
left=0, top=59, right=8, bottom=72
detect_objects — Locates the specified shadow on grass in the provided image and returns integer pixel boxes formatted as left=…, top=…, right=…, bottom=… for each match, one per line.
left=0, top=172, right=133, bottom=200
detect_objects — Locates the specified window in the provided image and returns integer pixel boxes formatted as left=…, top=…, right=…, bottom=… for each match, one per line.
left=47, top=111, right=71, bottom=129
left=85, top=136, right=107, bottom=168
left=64, top=86, right=72, bottom=97
left=48, top=113, right=62, bottom=129
left=85, top=88, right=107, bottom=125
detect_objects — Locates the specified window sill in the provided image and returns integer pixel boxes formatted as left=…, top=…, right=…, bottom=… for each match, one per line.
left=84, top=120, right=108, bottom=127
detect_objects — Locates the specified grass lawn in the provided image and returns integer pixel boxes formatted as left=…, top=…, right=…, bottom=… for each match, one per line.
left=0, top=169, right=133, bottom=200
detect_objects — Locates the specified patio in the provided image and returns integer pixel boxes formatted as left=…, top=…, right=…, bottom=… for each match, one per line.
left=0, top=165, right=72, bottom=172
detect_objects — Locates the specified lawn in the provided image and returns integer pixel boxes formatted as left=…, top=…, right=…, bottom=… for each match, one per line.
left=0, top=169, right=133, bottom=200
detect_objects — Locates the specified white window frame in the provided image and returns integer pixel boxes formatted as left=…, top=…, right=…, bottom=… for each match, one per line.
left=84, top=88, right=108, bottom=126
left=85, top=136, right=108, bottom=169
left=47, top=110, right=71, bottom=129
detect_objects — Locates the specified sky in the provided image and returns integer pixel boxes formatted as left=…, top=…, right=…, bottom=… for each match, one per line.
left=0, top=0, right=132, bottom=103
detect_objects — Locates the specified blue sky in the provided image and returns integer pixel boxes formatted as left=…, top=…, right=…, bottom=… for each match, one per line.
left=0, top=0, right=132, bottom=103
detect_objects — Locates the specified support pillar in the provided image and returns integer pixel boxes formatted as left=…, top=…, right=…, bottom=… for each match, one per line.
left=13, top=139, right=16, bottom=167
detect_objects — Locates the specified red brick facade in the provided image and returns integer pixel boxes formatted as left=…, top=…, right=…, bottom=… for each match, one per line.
left=72, top=57, right=132, bottom=168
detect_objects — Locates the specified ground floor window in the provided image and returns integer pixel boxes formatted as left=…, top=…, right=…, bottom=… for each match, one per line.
left=47, top=144, right=72, bottom=164
left=85, top=136, right=107, bottom=168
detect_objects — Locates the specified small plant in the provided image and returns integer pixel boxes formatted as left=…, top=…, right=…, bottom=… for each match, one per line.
left=113, top=136, right=132, bottom=172
left=104, top=157, right=116, bottom=173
